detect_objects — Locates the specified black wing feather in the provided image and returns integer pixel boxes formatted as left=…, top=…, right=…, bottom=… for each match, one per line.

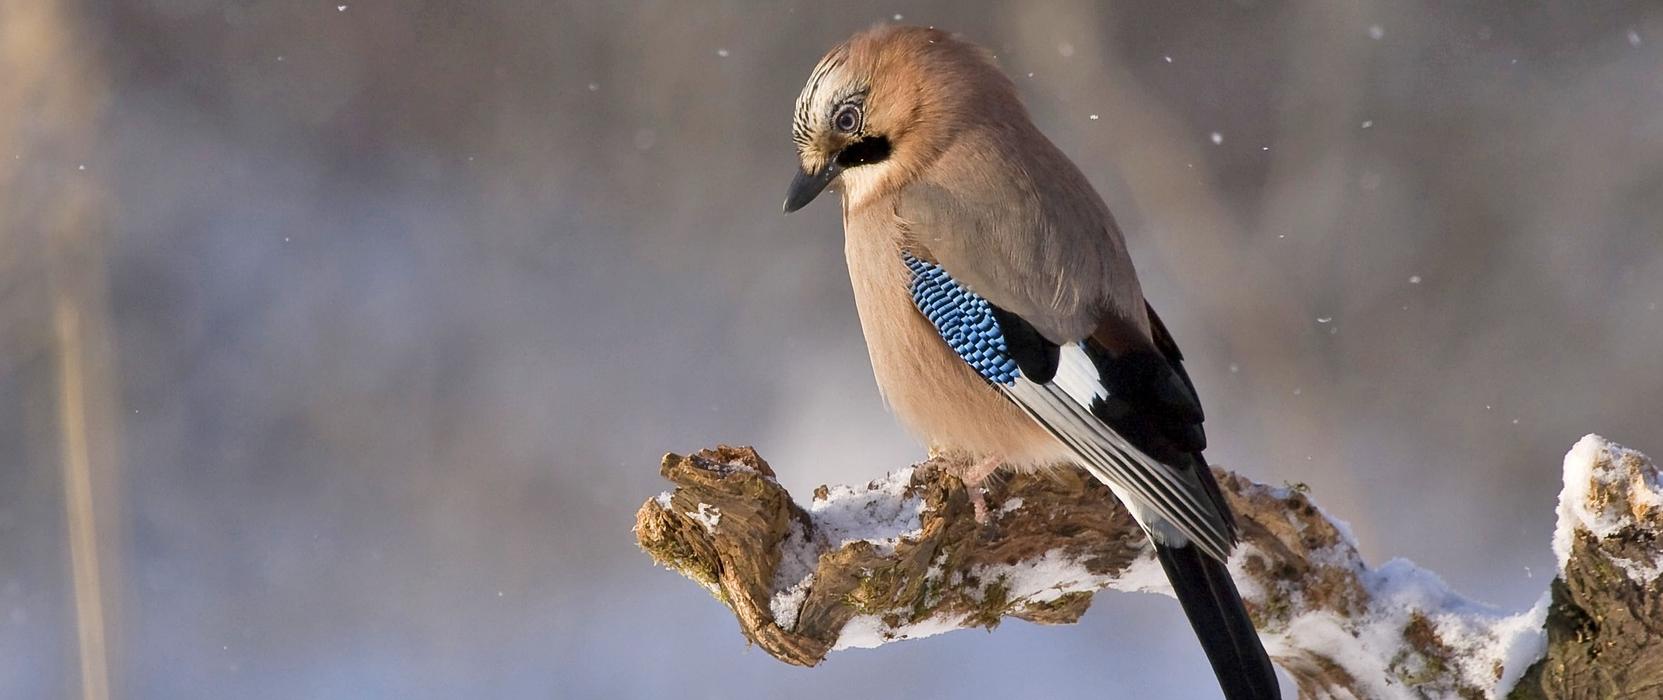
left=989, top=306, right=1059, bottom=383
left=1079, top=303, right=1208, bottom=462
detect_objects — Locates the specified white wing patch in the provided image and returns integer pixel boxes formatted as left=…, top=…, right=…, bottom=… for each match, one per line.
left=1052, top=342, right=1109, bottom=408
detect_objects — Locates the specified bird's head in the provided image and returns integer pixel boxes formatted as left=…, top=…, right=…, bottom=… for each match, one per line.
left=783, top=25, right=1015, bottom=213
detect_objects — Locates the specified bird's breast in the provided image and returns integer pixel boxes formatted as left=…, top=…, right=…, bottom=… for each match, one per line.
left=842, top=215, right=1062, bottom=469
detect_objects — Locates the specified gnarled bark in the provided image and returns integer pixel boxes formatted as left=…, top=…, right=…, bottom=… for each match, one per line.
left=635, top=437, right=1661, bottom=699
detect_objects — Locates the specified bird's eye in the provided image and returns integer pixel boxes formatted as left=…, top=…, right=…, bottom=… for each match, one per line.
left=833, top=104, right=862, bottom=133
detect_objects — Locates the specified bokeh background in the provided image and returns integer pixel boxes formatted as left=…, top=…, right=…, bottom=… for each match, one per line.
left=4, top=1, right=1661, bottom=697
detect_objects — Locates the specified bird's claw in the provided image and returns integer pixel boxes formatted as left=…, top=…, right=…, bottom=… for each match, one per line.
left=970, top=486, right=990, bottom=524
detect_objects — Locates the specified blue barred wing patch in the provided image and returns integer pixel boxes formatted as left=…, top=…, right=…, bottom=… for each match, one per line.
left=902, top=253, right=1021, bottom=385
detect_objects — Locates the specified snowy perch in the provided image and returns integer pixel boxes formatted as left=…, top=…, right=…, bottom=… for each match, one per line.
left=633, top=436, right=1662, bottom=698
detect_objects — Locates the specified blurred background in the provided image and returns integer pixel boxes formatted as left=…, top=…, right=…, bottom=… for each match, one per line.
left=3, top=0, right=1660, bottom=697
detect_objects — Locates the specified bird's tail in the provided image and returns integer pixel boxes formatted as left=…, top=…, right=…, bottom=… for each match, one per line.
left=1154, top=542, right=1281, bottom=700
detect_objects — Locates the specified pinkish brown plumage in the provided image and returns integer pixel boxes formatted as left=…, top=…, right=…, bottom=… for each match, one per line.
left=783, top=25, right=1281, bottom=699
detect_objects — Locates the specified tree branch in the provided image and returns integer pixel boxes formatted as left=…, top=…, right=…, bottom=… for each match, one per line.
left=634, top=436, right=1661, bottom=699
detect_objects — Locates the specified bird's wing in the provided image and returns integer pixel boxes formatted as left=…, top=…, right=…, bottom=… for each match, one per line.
left=902, top=252, right=1236, bottom=561
left=894, top=133, right=1142, bottom=345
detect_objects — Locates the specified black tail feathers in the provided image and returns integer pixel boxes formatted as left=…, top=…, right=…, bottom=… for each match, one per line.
left=1154, top=542, right=1281, bottom=700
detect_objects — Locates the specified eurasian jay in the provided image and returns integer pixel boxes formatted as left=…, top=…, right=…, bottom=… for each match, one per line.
left=782, top=26, right=1281, bottom=699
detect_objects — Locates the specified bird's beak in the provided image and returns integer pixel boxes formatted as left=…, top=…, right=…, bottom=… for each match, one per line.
left=782, top=161, right=842, bottom=213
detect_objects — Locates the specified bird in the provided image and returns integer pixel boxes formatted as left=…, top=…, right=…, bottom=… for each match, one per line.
left=782, top=25, right=1280, bottom=699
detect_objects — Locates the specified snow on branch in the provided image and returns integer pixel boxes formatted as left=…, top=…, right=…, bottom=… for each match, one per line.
left=633, top=436, right=1662, bottom=699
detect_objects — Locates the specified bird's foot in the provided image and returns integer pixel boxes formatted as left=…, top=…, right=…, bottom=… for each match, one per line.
left=970, top=488, right=990, bottom=524
left=959, top=456, right=1004, bottom=525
